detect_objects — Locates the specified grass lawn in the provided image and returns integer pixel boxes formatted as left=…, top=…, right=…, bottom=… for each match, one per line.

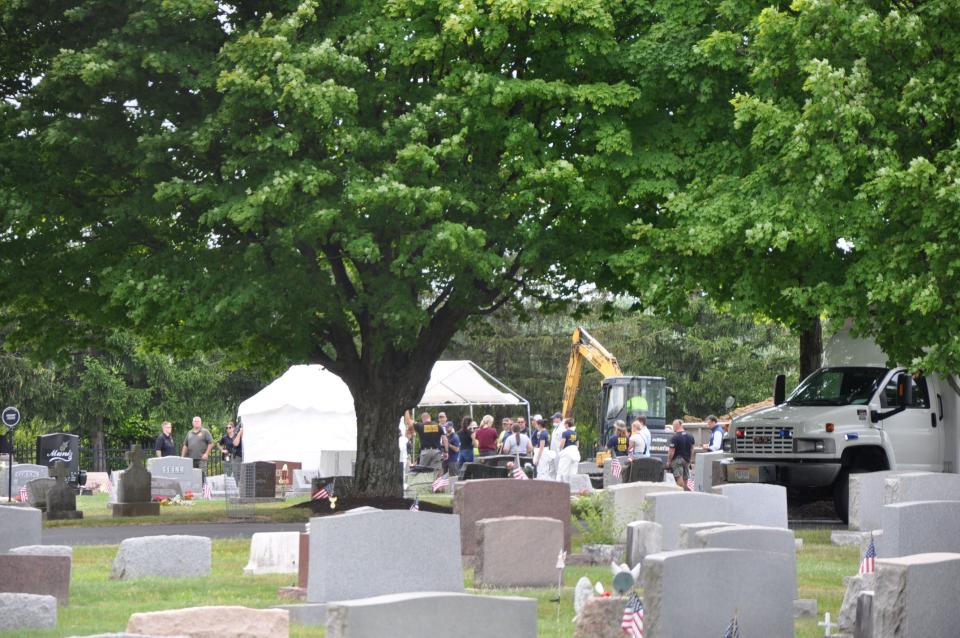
left=1, top=522, right=857, bottom=637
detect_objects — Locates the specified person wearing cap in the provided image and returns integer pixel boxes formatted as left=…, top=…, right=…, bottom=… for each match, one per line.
left=702, top=415, right=724, bottom=452
left=414, top=411, right=443, bottom=469
left=532, top=415, right=556, bottom=479
left=442, top=421, right=461, bottom=476
left=606, top=420, right=630, bottom=458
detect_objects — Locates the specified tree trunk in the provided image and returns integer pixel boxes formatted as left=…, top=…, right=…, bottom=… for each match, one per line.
left=799, top=317, right=822, bottom=380
left=92, top=416, right=107, bottom=472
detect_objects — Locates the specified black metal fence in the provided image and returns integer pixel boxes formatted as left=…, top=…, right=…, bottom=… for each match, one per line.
left=8, top=445, right=223, bottom=475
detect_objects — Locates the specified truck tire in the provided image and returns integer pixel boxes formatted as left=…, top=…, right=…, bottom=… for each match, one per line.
left=833, top=469, right=850, bottom=524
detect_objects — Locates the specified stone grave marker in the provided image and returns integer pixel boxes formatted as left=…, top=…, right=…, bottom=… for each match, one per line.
left=644, top=491, right=730, bottom=550
left=604, top=481, right=682, bottom=542
left=622, top=457, right=665, bottom=484
left=626, top=520, right=663, bottom=567
left=151, top=476, right=183, bottom=500
left=693, top=451, right=728, bottom=492
left=146, top=456, right=202, bottom=495
left=307, top=509, right=463, bottom=603
left=244, top=532, right=300, bottom=575
left=10, top=545, right=72, bottom=558
left=474, top=516, right=563, bottom=588
left=873, top=552, right=960, bottom=637
left=878, top=500, right=960, bottom=558
left=643, top=547, right=794, bottom=637
left=292, top=469, right=319, bottom=495
left=573, top=595, right=631, bottom=638
left=839, top=573, right=875, bottom=633
left=453, top=478, right=570, bottom=555
left=848, top=470, right=925, bottom=532
left=325, top=592, right=536, bottom=638
left=567, top=474, right=594, bottom=494
left=578, top=461, right=599, bottom=475
left=272, top=460, right=301, bottom=495
left=713, top=483, right=787, bottom=528
left=240, top=461, right=276, bottom=498
left=207, top=474, right=239, bottom=498
left=0, top=463, right=49, bottom=498
left=24, top=477, right=56, bottom=510
left=884, top=472, right=960, bottom=507
left=0, top=504, right=41, bottom=552
left=0, top=593, right=57, bottom=631
left=690, top=525, right=798, bottom=596
left=0, top=554, right=71, bottom=605
left=111, top=535, right=212, bottom=580
left=127, top=605, right=288, bottom=638
left=46, top=460, right=83, bottom=520
left=602, top=457, right=623, bottom=488
left=855, top=591, right=874, bottom=638
left=112, top=446, right=160, bottom=517
left=676, top=521, right=737, bottom=550
left=36, top=433, right=80, bottom=483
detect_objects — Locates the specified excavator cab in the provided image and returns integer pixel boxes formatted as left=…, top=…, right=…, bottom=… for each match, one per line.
left=599, top=376, right=668, bottom=460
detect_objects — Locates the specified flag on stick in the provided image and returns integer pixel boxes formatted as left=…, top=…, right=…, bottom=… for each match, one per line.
left=723, top=611, right=740, bottom=638
left=555, top=550, right=567, bottom=569
left=409, top=496, right=420, bottom=512
left=312, top=482, right=333, bottom=500
left=432, top=474, right=450, bottom=492
left=859, top=537, right=876, bottom=574
left=18, top=486, right=28, bottom=503
left=202, top=482, right=212, bottom=500
left=611, top=456, right=622, bottom=478
left=620, top=591, right=644, bottom=638
left=512, top=454, right=528, bottom=480
left=686, top=469, right=695, bottom=491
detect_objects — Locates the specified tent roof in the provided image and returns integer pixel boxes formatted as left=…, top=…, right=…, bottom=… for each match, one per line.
left=237, top=364, right=355, bottom=417
left=418, top=360, right=527, bottom=407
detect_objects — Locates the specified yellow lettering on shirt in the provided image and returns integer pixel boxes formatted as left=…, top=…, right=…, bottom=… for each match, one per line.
left=423, top=424, right=439, bottom=433
left=617, top=437, right=628, bottom=452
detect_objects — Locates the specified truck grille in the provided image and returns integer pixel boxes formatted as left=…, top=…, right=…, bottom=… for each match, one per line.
left=735, top=425, right=793, bottom=454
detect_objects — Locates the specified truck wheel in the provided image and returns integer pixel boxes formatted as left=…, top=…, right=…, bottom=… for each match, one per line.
left=833, top=469, right=850, bottom=524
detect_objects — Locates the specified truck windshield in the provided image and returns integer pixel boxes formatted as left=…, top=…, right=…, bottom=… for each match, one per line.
left=786, top=367, right=887, bottom=406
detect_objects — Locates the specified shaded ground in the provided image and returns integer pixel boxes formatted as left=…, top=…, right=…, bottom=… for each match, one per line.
left=294, top=495, right=453, bottom=516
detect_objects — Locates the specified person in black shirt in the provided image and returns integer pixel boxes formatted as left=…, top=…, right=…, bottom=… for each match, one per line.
left=154, top=421, right=176, bottom=457
left=218, top=421, right=243, bottom=476
left=667, top=419, right=695, bottom=491
left=414, top=411, right=443, bottom=469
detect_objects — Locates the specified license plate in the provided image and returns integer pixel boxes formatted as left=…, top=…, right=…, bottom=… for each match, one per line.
left=735, top=469, right=751, bottom=481
left=753, top=436, right=770, bottom=444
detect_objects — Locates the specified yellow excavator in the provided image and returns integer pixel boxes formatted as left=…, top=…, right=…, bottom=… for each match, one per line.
left=562, top=327, right=670, bottom=460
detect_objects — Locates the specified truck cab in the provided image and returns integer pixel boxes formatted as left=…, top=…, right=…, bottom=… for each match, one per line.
left=724, top=328, right=956, bottom=521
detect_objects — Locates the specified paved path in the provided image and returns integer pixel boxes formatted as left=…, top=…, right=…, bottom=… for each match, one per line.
left=43, top=522, right=306, bottom=546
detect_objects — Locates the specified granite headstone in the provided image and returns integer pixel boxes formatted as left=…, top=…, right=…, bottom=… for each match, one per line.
left=712, top=483, right=788, bottom=528
left=111, top=535, right=212, bottom=580
left=644, top=491, right=730, bottom=550
left=474, top=516, right=563, bottom=588
left=0, top=554, right=71, bottom=605
left=605, top=481, right=682, bottom=542
left=0, top=504, right=41, bottom=552
left=878, top=500, right=960, bottom=558
left=146, top=456, right=202, bottom=495
left=873, top=552, right=960, bottom=638
left=240, top=461, right=276, bottom=498
left=46, top=460, right=83, bottom=520
left=111, top=446, right=160, bottom=517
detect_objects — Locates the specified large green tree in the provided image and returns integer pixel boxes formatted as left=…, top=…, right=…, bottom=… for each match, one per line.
left=626, top=1, right=960, bottom=375
left=0, top=1, right=683, bottom=495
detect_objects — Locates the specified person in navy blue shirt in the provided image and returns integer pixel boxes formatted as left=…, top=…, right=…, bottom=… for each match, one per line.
left=606, top=420, right=630, bottom=457
left=442, top=422, right=461, bottom=476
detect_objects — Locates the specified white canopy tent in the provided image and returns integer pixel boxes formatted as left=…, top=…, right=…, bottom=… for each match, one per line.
left=417, top=360, right=530, bottom=421
left=237, top=360, right=529, bottom=470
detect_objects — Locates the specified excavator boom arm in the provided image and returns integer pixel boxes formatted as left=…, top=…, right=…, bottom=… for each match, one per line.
left=561, top=327, right=623, bottom=418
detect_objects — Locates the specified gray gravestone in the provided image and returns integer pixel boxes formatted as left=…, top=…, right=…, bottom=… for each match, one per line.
left=0, top=593, right=57, bottom=631
left=0, top=504, right=41, bottom=553
left=626, top=521, right=663, bottom=567
left=0, top=463, right=49, bottom=497
left=855, top=590, right=874, bottom=638
left=578, top=461, right=599, bottom=475
left=127, top=606, right=288, bottom=637
left=292, top=469, right=319, bottom=495
left=307, top=509, right=463, bottom=603
left=690, top=525, right=798, bottom=596
left=111, top=446, right=160, bottom=517
left=46, top=460, right=83, bottom=520
left=676, top=521, right=738, bottom=550
left=567, top=474, right=594, bottom=494
left=474, top=516, right=564, bottom=588
left=240, top=461, right=276, bottom=498
left=644, top=491, right=730, bottom=550
left=111, top=535, right=212, bottom=580
left=243, top=532, right=300, bottom=575
left=848, top=471, right=925, bottom=532
left=10, top=545, right=72, bottom=558
left=878, top=500, right=960, bottom=558
left=453, top=478, right=570, bottom=555
left=884, top=473, right=960, bottom=507
left=25, top=478, right=56, bottom=510
left=693, top=451, right=728, bottom=492
left=325, top=592, right=536, bottom=638
left=604, top=481, right=682, bottom=542
left=602, top=458, right=623, bottom=488
left=151, top=477, right=183, bottom=500
left=712, top=483, right=788, bottom=528
left=839, top=573, right=876, bottom=633
left=873, top=552, right=960, bottom=638
left=643, top=548, right=794, bottom=637
left=0, top=554, right=71, bottom=605
left=146, top=456, right=202, bottom=495
left=207, top=474, right=239, bottom=498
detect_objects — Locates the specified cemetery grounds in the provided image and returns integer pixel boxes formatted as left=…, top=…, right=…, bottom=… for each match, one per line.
left=6, top=493, right=856, bottom=637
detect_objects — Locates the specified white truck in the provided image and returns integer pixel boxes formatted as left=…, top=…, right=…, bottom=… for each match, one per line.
left=722, top=327, right=960, bottom=521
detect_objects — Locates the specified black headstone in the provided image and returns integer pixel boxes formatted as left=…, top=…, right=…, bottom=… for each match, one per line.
left=36, top=433, right=80, bottom=483
left=624, top=457, right=664, bottom=483
left=240, top=461, right=276, bottom=498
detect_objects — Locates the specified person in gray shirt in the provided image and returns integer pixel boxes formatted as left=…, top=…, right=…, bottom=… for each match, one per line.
left=181, top=415, right=214, bottom=481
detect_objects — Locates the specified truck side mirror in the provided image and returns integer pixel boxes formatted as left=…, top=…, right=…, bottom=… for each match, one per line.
left=896, top=373, right=913, bottom=407
left=773, top=374, right=786, bottom=406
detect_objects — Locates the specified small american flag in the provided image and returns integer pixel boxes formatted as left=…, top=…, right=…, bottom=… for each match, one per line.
left=312, top=482, right=333, bottom=500
left=859, top=537, right=876, bottom=574
left=409, top=497, right=420, bottom=512
left=19, top=486, right=28, bottom=503
left=512, top=464, right=528, bottom=480
left=202, top=482, right=212, bottom=500
left=555, top=550, right=566, bottom=569
left=723, top=612, right=740, bottom=638
left=432, top=474, right=449, bottom=492
left=611, top=457, right=622, bottom=478
left=687, top=469, right=695, bottom=491
left=621, top=591, right=644, bottom=638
